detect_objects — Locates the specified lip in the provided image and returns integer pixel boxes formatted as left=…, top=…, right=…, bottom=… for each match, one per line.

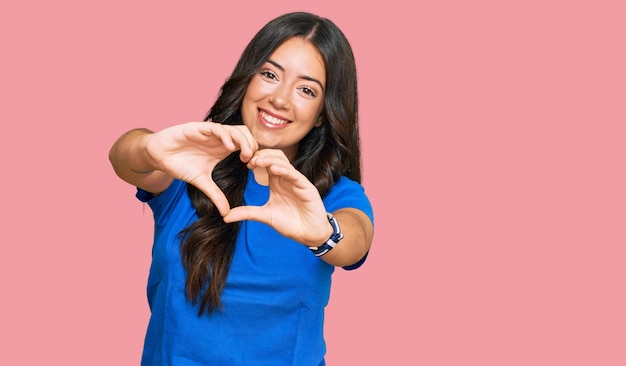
left=258, top=109, right=291, bottom=129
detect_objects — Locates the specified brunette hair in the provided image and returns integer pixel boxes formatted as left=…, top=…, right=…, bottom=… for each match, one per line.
left=181, top=11, right=361, bottom=314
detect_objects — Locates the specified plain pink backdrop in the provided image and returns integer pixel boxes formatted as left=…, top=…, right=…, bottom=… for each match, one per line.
left=1, top=0, right=624, bottom=365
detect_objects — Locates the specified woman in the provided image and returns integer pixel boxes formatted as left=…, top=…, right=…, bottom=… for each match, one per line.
left=109, top=11, right=374, bottom=365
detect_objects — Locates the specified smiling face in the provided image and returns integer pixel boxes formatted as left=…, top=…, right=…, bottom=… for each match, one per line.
left=241, top=37, right=326, bottom=160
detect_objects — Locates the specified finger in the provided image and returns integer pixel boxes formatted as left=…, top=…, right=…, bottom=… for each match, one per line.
left=191, top=174, right=231, bottom=216
left=250, top=148, right=288, bottom=159
left=201, top=123, right=257, bottom=160
left=208, top=123, right=239, bottom=151
left=223, top=205, right=270, bottom=225
left=251, top=156, right=301, bottom=180
left=247, top=150, right=291, bottom=170
left=232, top=126, right=258, bottom=162
left=192, top=122, right=238, bottom=152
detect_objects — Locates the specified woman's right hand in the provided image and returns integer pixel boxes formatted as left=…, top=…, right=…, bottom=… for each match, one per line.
left=146, top=121, right=258, bottom=214
left=110, top=121, right=257, bottom=216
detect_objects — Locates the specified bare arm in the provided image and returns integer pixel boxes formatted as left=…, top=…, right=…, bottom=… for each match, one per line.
left=108, top=128, right=173, bottom=194
left=223, top=149, right=373, bottom=267
left=108, top=122, right=258, bottom=215
left=317, top=208, right=373, bottom=267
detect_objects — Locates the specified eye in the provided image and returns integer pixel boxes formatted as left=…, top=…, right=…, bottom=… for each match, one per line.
left=259, top=70, right=278, bottom=80
left=299, top=86, right=318, bottom=98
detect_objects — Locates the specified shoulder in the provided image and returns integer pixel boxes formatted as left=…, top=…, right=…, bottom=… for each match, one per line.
left=324, top=176, right=374, bottom=223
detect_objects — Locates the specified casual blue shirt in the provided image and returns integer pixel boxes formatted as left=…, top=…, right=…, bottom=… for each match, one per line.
left=137, top=170, right=374, bottom=365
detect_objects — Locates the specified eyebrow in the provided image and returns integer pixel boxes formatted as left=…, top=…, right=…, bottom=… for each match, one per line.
left=267, top=59, right=325, bottom=92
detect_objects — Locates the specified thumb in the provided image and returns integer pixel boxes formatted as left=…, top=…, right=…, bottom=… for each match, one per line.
left=223, top=205, right=269, bottom=225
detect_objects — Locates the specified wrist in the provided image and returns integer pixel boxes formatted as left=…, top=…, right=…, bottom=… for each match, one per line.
left=137, top=130, right=161, bottom=173
left=308, top=213, right=344, bottom=257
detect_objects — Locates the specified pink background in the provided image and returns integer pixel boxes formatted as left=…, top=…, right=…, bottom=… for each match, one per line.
left=2, top=0, right=624, bottom=365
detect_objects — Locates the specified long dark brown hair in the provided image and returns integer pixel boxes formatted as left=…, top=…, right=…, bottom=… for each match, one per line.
left=180, top=12, right=362, bottom=315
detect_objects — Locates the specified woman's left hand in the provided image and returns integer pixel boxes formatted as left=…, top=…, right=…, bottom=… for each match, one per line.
left=222, top=149, right=332, bottom=247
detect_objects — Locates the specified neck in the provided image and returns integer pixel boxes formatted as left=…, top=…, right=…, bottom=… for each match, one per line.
left=252, top=167, right=269, bottom=186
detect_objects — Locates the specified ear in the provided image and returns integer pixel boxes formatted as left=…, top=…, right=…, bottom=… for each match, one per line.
left=314, top=114, right=324, bottom=128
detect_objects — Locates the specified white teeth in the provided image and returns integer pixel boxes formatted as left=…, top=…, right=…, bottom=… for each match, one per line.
left=260, top=111, right=289, bottom=125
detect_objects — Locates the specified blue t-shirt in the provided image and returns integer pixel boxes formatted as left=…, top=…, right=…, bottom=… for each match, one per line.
left=137, top=170, right=374, bottom=365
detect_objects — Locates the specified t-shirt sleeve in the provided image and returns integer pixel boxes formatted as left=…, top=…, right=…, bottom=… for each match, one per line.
left=135, top=179, right=189, bottom=223
left=137, top=177, right=375, bottom=270
left=323, top=177, right=374, bottom=270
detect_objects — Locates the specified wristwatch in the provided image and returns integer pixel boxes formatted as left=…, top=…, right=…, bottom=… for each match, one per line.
left=309, top=213, right=344, bottom=257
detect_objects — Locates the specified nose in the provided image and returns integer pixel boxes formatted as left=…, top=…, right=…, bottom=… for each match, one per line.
left=269, top=83, right=291, bottom=109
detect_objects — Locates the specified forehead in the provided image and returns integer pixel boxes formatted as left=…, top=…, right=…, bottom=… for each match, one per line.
left=269, top=37, right=326, bottom=85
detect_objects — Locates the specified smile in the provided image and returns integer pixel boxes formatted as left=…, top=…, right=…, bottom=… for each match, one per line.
left=260, top=110, right=290, bottom=125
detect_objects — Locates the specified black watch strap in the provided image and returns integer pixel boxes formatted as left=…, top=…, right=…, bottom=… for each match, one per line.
left=309, top=213, right=344, bottom=257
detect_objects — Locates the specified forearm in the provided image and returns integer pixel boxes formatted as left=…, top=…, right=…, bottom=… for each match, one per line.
left=318, top=209, right=373, bottom=267
left=108, top=128, right=172, bottom=192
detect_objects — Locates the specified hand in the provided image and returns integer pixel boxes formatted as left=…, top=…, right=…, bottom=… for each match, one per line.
left=146, top=121, right=258, bottom=215
left=223, top=149, right=332, bottom=247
